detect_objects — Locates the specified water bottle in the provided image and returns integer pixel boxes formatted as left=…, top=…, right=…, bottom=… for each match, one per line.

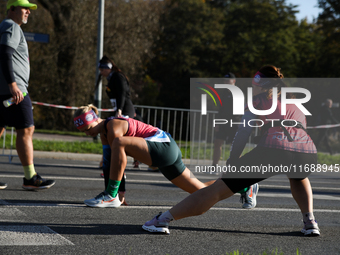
left=3, top=92, right=27, bottom=107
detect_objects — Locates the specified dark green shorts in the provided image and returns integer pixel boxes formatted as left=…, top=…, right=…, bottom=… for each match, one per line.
left=146, top=136, right=186, bottom=181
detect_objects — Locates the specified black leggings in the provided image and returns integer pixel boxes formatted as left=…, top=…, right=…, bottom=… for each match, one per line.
left=102, top=145, right=126, bottom=192
left=221, top=146, right=317, bottom=193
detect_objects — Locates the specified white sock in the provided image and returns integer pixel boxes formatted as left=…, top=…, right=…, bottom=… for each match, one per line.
left=159, top=210, right=174, bottom=221
left=303, top=212, right=315, bottom=222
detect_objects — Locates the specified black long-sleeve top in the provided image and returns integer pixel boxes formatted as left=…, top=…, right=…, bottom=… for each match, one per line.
left=319, top=105, right=339, bottom=125
left=105, top=71, right=135, bottom=117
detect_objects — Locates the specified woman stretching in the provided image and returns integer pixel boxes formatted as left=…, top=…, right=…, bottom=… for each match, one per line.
left=143, top=65, right=320, bottom=237
left=73, top=104, right=215, bottom=208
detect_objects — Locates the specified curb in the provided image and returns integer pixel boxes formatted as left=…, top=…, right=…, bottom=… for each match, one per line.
left=1, top=149, right=192, bottom=165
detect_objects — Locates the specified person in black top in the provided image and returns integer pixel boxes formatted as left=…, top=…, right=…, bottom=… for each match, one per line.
left=212, top=72, right=237, bottom=166
left=97, top=55, right=135, bottom=118
left=212, top=73, right=258, bottom=209
left=96, top=56, right=136, bottom=191
left=315, top=99, right=339, bottom=155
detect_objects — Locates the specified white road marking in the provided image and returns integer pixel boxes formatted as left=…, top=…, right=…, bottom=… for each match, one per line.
left=0, top=207, right=26, bottom=221
left=1, top=201, right=340, bottom=213
left=0, top=225, right=74, bottom=246
left=0, top=174, right=102, bottom=182
left=2, top=174, right=340, bottom=189
left=119, top=205, right=340, bottom=213
left=1, top=203, right=340, bottom=213
left=3, top=171, right=339, bottom=184
left=0, top=202, right=86, bottom=207
left=258, top=193, right=340, bottom=201
left=1, top=174, right=340, bottom=193
left=177, top=191, right=340, bottom=200
left=259, top=184, right=340, bottom=191
left=0, top=199, right=74, bottom=246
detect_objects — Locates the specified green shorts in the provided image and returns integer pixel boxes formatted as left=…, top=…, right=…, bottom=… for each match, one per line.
left=146, top=136, right=186, bottom=181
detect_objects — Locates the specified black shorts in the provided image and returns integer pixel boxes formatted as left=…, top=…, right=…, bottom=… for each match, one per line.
left=0, top=94, right=34, bottom=129
left=221, top=146, right=317, bottom=193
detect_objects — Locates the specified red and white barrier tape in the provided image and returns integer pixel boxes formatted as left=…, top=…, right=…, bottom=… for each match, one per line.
left=307, top=123, right=340, bottom=129
left=31, top=101, right=340, bottom=129
left=31, top=101, right=115, bottom=112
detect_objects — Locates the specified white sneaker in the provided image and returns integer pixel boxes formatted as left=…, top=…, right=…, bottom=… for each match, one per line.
left=84, top=191, right=121, bottom=208
left=301, top=219, right=320, bottom=236
left=240, top=183, right=259, bottom=209
left=142, top=212, right=170, bottom=234
left=0, top=181, right=7, bottom=189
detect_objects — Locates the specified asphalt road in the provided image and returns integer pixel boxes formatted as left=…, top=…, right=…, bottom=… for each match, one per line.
left=0, top=155, right=340, bottom=255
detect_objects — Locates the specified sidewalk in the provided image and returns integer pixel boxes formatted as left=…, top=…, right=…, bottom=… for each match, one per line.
left=1, top=149, right=192, bottom=164
left=1, top=149, right=194, bottom=170
left=1, top=149, right=102, bottom=162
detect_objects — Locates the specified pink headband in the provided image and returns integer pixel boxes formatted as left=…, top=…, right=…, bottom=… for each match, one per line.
left=74, top=110, right=98, bottom=129
left=252, top=71, right=271, bottom=87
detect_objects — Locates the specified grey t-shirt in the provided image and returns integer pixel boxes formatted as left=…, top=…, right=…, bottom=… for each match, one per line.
left=0, top=18, right=30, bottom=95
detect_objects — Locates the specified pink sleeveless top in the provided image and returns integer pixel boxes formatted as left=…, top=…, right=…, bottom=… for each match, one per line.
left=251, top=93, right=316, bottom=153
left=105, top=117, right=158, bottom=138
left=120, top=117, right=158, bottom=138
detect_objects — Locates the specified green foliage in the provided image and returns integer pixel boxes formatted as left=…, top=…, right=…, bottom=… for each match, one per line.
left=293, top=20, right=320, bottom=77
left=0, top=0, right=164, bottom=131
left=0, top=0, right=339, bottom=130
left=0, top=134, right=102, bottom=154
left=315, top=0, right=340, bottom=77
left=148, top=0, right=316, bottom=108
left=317, top=152, right=340, bottom=165
left=34, top=129, right=88, bottom=137
left=148, top=0, right=226, bottom=108
left=180, top=143, right=340, bottom=164
left=32, top=140, right=102, bottom=154
left=220, top=0, right=300, bottom=77
left=137, top=75, right=162, bottom=106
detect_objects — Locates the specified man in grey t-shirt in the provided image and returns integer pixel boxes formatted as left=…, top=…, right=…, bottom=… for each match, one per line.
left=0, top=0, right=55, bottom=190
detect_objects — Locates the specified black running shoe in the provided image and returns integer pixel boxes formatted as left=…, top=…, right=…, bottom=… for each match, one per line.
left=22, top=174, right=56, bottom=190
left=0, top=182, right=7, bottom=189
